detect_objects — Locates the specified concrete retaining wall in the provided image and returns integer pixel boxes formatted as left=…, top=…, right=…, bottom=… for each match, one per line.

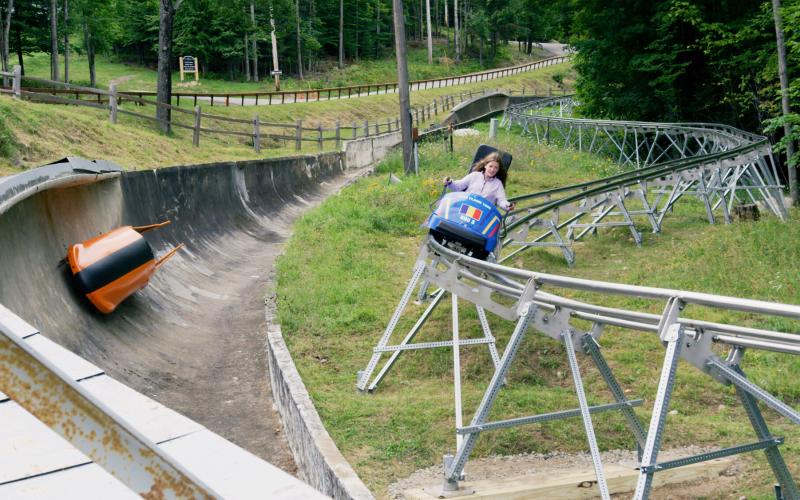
left=267, top=323, right=374, bottom=500
left=345, top=131, right=402, bottom=169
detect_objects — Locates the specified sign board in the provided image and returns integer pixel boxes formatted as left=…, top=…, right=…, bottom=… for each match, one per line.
left=270, top=70, right=282, bottom=76
left=180, top=56, right=199, bottom=82
left=183, top=57, right=196, bottom=72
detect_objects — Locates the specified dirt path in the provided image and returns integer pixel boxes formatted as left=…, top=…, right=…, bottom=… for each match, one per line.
left=389, top=446, right=746, bottom=499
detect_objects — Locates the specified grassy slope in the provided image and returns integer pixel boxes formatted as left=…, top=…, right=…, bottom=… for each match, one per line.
left=276, top=125, right=800, bottom=497
left=0, top=63, right=572, bottom=174
left=21, top=41, right=549, bottom=93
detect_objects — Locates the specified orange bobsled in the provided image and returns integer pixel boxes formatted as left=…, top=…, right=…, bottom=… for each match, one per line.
left=66, top=221, right=184, bottom=314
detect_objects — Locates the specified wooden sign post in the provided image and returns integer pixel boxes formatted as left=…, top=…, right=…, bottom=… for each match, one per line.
left=180, top=56, right=199, bottom=82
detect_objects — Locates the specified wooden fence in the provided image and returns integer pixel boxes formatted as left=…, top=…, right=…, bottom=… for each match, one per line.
left=0, top=66, right=571, bottom=153
left=5, top=55, right=568, bottom=108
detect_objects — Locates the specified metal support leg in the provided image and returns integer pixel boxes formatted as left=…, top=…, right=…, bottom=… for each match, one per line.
left=698, top=173, right=716, bottom=225
left=563, top=332, right=611, bottom=500
left=733, top=366, right=800, bottom=499
left=547, top=220, right=575, bottom=265
left=615, top=195, right=642, bottom=246
left=637, top=184, right=660, bottom=233
left=476, top=306, right=502, bottom=371
left=452, top=294, right=465, bottom=452
left=708, top=360, right=800, bottom=425
left=357, top=262, right=426, bottom=391
left=443, top=304, right=537, bottom=491
left=367, top=288, right=447, bottom=392
left=634, top=298, right=685, bottom=500
left=583, top=336, right=647, bottom=453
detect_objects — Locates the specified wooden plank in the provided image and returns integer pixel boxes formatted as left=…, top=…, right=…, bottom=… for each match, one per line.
left=403, top=458, right=734, bottom=500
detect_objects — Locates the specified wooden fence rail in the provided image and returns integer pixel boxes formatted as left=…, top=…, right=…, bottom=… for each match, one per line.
left=3, top=55, right=568, bottom=108
left=1, top=64, right=571, bottom=153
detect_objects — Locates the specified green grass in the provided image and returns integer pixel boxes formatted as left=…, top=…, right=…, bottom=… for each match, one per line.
left=276, top=124, right=800, bottom=497
left=20, top=39, right=549, bottom=93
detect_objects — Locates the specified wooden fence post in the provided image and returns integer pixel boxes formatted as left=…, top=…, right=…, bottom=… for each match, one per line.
left=352, top=121, right=357, bottom=139
left=109, top=84, right=118, bottom=124
left=434, top=100, right=438, bottom=116
left=12, top=66, right=21, bottom=98
left=364, top=119, right=369, bottom=137
left=295, top=119, right=303, bottom=151
left=317, top=123, right=323, bottom=151
left=193, top=106, right=201, bottom=147
left=374, top=121, right=379, bottom=135
left=335, top=121, right=341, bottom=149
left=253, top=113, right=261, bottom=153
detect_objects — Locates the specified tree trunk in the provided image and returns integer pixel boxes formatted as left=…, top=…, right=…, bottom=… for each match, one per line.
left=295, top=0, right=303, bottom=79
left=250, top=0, right=258, bottom=81
left=391, top=0, right=413, bottom=174
left=1, top=0, right=13, bottom=75
left=309, top=0, right=316, bottom=72
left=244, top=32, right=250, bottom=80
left=82, top=14, right=95, bottom=86
left=425, top=0, right=432, bottom=63
left=269, top=4, right=280, bottom=90
left=772, top=0, right=798, bottom=206
left=444, top=0, right=448, bottom=28
left=418, top=0, right=423, bottom=42
left=375, top=0, right=380, bottom=58
left=354, top=0, right=359, bottom=61
left=453, top=0, right=459, bottom=62
left=157, top=0, right=180, bottom=133
left=63, top=0, right=69, bottom=83
left=338, top=0, right=344, bottom=68
left=50, top=0, right=58, bottom=80
left=15, top=23, right=24, bottom=75
left=479, top=36, right=482, bottom=65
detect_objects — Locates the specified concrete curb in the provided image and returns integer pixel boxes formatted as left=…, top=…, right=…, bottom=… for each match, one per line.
left=266, top=323, right=375, bottom=500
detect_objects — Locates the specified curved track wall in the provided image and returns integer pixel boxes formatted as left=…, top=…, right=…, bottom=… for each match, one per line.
left=0, top=153, right=374, bottom=497
left=0, top=154, right=341, bottom=374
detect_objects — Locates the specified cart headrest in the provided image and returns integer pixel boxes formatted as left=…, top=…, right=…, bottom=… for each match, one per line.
left=469, top=144, right=513, bottom=173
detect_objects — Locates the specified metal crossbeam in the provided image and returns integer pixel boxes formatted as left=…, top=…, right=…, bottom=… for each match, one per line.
left=456, top=399, right=644, bottom=434
left=500, top=98, right=787, bottom=265
left=366, top=240, right=800, bottom=496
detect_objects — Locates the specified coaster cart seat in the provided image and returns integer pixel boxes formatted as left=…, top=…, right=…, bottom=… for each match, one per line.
left=425, top=144, right=513, bottom=261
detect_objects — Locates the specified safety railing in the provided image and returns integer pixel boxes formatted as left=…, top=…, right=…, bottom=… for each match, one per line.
left=498, top=97, right=787, bottom=265
left=358, top=235, right=800, bottom=499
left=7, top=55, right=568, bottom=107
left=3, top=67, right=569, bottom=154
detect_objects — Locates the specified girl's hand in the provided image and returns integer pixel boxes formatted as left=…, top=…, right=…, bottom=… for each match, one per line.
left=508, top=202, right=516, bottom=211
left=443, top=177, right=452, bottom=186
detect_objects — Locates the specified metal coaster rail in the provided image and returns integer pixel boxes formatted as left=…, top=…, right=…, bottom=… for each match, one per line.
left=358, top=95, right=798, bottom=498
left=498, top=97, right=786, bottom=265
left=358, top=236, right=800, bottom=499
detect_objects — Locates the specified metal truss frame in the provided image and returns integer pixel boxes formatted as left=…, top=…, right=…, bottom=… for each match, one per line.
left=498, top=98, right=787, bottom=266
left=358, top=240, right=800, bottom=499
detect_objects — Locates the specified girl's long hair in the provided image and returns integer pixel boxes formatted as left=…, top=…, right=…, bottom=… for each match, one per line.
left=471, top=151, right=508, bottom=186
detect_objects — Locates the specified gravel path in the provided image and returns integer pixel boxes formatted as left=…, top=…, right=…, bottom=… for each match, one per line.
left=389, top=446, right=745, bottom=499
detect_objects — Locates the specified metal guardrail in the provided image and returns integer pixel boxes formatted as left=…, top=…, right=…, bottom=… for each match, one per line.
left=0, top=304, right=222, bottom=498
left=497, top=97, right=786, bottom=265
left=358, top=236, right=800, bottom=499
left=358, top=97, right=799, bottom=498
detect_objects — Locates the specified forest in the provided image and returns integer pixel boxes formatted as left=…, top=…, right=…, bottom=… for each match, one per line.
left=0, top=0, right=798, bottom=142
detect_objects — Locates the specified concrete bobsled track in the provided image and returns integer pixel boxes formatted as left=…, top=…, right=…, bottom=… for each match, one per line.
left=0, top=154, right=373, bottom=498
